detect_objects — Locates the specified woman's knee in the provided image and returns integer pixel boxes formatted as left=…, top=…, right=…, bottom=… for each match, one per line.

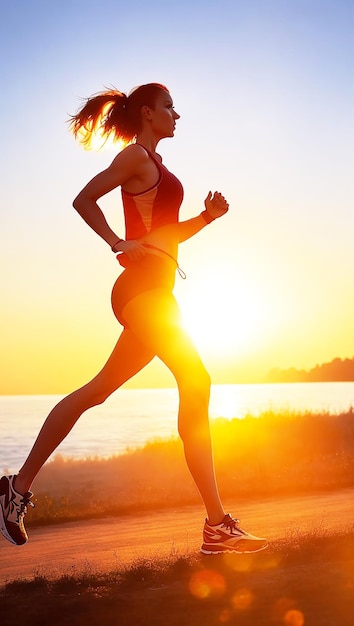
left=180, top=366, right=211, bottom=397
left=177, top=368, right=211, bottom=439
left=75, top=379, right=115, bottom=410
left=91, top=382, right=117, bottom=406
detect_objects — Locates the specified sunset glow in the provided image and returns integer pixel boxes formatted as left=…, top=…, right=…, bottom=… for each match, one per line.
left=1, top=1, right=353, bottom=393
left=181, top=268, right=273, bottom=356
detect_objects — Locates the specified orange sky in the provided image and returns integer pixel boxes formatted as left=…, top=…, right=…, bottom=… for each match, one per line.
left=1, top=1, right=353, bottom=394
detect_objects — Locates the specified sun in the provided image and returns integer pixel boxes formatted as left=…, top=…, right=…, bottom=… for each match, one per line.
left=178, top=267, right=272, bottom=358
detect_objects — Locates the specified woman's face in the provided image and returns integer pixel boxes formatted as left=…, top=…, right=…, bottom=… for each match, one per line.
left=149, top=91, right=180, bottom=139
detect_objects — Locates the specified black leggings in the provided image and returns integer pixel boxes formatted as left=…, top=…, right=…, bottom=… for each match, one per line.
left=111, top=254, right=176, bottom=327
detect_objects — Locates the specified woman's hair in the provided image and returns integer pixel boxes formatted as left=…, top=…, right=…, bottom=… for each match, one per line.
left=69, top=83, right=169, bottom=149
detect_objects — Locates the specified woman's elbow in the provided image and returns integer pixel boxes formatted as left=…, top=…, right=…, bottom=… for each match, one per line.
left=72, top=190, right=97, bottom=215
left=72, top=194, right=82, bottom=211
left=72, top=192, right=89, bottom=213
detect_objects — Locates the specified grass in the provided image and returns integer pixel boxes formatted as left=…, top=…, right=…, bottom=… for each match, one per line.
left=1, top=526, right=354, bottom=625
left=24, top=407, right=354, bottom=526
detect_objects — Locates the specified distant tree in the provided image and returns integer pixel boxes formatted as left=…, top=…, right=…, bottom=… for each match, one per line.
left=265, top=357, right=354, bottom=382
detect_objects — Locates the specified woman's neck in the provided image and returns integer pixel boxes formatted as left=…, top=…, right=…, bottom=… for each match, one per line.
left=135, top=130, right=159, bottom=153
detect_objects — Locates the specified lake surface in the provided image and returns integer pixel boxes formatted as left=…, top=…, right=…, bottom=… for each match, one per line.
left=1, top=382, right=353, bottom=473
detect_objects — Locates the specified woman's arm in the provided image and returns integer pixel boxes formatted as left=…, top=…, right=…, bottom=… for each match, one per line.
left=178, top=191, right=229, bottom=243
left=72, top=145, right=148, bottom=258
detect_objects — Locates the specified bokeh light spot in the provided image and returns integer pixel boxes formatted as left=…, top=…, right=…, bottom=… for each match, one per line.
left=272, top=597, right=296, bottom=621
left=230, top=587, right=254, bottom=611
left=189, top=569, right=226, bottom=599
left=284, top=609, right=305, bottom=626
left=219, top=608, right=232, bottom=622
left=221, top=552, right=253, bottom=572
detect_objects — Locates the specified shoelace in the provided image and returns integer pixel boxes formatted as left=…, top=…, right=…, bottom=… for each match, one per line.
left=19, top=493, right=35, bottom=515
left=223, top=515, right=247, bottom=536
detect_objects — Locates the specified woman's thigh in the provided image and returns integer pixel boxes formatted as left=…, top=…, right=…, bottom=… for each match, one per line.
left=122, top=289, right=209, bottom=386
left=81, top=328, right=155, bottom=404
left=111, top=256, right=175, bottom=326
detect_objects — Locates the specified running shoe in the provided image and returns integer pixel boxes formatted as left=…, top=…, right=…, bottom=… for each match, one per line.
left=0, top=475, right=34, bottom=545
left=201, top=513, right=268, bottom=555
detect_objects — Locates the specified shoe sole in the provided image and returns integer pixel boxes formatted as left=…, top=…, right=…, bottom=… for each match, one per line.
left=0, top=497, right=27, bottom=546
left=0, top=501, right=19, bottom=545
left=0, top=477, right=18, bottom=545
left=200, top=542, right=268, bottom=555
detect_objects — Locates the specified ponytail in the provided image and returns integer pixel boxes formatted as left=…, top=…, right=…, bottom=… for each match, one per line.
left=69, top=83, right=169, bottom=150
left=69, top=89, right=130, bottom=150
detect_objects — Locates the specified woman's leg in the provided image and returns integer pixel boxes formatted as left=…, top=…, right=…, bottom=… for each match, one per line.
left=122, top=289, right=225, bottom=525
left=15, top=328, right=155, bottom=494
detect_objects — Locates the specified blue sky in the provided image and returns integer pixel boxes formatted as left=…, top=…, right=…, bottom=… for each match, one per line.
left=1, top=0, right=353, bottom=392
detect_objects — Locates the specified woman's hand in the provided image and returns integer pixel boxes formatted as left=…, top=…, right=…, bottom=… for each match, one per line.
left=204, top=191, right=229, bottom=220
left=115, top=239, right=147, bottom=261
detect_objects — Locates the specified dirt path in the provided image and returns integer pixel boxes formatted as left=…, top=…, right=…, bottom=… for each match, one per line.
left=1, top=488, right=353, bottom=585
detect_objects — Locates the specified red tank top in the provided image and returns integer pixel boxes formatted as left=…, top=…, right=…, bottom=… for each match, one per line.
left=121, top=147, right=184, bottom=240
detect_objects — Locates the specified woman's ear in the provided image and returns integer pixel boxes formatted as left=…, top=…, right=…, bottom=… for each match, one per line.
left=141, top=105, right=153, bottom=121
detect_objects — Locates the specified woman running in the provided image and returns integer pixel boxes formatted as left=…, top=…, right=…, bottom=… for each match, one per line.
left=0, top=83, right=267, bottom=554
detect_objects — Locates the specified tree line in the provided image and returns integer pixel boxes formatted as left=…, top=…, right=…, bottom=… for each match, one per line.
left=265, top=357, right=354, bottom=382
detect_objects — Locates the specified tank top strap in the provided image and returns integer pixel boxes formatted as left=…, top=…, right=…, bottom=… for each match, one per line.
left=135, top=144, right=164, bottom=169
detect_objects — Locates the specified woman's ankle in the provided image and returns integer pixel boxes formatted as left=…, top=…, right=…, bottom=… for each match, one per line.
left=207, top=509, right=226, bottom=526
left=13, top=474, right=30, bottom=495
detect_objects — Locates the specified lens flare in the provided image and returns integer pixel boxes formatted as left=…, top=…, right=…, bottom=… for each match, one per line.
left=272, top=598, right=296, bottom=621
left=221, top=552, right=258, bottom=572
left=230, top=587, right=254, bottom=610
left=284, top=609, right=305, bottom=625
left=219, top=608, right=232, bottom=622
left=189, top=569, right=226, bottom=599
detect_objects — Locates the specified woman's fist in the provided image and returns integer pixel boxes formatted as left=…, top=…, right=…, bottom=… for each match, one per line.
left=204, top=191, right=229, bottom=220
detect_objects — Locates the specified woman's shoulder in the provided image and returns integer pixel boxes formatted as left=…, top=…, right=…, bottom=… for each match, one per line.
left=109, top=143, right=151, bottom=177
left=113, top=142, right=150, bottom=164
left=119, top=143, right=163, bottom=164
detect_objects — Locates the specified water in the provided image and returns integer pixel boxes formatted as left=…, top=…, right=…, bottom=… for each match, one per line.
left=1, top=382, right=353, bottom=473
